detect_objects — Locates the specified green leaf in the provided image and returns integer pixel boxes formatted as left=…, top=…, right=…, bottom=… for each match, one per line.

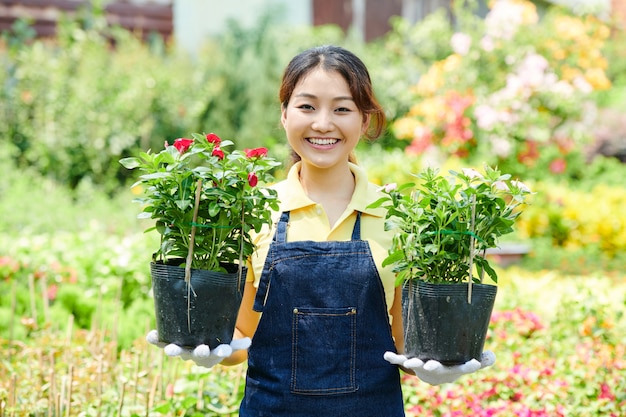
left=119, top=157, right=140, bottom=169
left=152, top=402, right=171, bottom=413
left=141, top=172, right=171, bottom=180
left=366, top=196, right=388, bottom=209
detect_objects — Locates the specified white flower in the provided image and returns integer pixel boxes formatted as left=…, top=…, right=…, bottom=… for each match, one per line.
left=510, top=180, right=531, bottom=193
left=492, top=180, right=509, bottom=191
left=474, top=104, right=499, bottom=130
left=461, top=168, right=484, bottom=180
left=572, top=76, right=593, bottom=94
left=480, top=35, right=495, bottom=52
left=378, top=183, right=397, bottom=193
left=489, top=135, right=513, bottom=158
left=451, top=32, right=472, bottom=56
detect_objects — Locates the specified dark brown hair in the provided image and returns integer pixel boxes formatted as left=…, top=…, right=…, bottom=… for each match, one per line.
left=279, top=45, right=386, bottom=165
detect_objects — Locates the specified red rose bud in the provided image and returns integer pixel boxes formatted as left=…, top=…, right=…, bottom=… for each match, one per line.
left=244, top=147, right=268, bottom=158
left=173, top=138, right=194, bottom=153
left=206, top=133, right=222, bottom=145
left=212, top=147, right=225, bottom=160
left=247, top=172, right=258, bottom=187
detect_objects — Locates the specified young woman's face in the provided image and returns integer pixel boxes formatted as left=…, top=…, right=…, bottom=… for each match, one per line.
left=281, top=68, right=370, bottom=171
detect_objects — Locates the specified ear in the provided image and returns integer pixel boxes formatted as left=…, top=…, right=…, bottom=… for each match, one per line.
left=361, top=113, right=371, bottom=135
left=281, top=104, right=288, bottom=128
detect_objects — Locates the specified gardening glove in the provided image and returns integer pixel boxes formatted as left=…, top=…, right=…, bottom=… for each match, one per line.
left=146, top=330, right=251, bottom=368
left=384, top=350, right=496, bottom=386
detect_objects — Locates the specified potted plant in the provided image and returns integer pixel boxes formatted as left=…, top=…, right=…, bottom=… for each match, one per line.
left=368, top=166, right=531, bottom=365
left=120, top=132, right=280, bottom=349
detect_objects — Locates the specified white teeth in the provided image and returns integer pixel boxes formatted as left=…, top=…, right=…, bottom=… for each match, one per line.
left=308, top=138, right=338, bottom=145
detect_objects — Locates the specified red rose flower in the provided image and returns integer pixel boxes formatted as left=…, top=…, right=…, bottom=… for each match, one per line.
left=244, top=147, right=268, bottom=158
left=173, top=138, right=194, bottom=154
left=212, top=147, right=225, bottom=160
left=206, top=133, right=222, bottom=145
left=247, top=172, right=258, bottom=187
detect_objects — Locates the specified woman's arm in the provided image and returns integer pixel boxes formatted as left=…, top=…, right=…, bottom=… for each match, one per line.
left=390, top=285, right=404, bottom=353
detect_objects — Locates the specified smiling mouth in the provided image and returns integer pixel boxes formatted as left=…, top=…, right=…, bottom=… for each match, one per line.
left=307, top=138, right=339, bottom=145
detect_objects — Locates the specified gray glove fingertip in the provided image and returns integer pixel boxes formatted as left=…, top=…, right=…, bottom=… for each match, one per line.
left=383, top=351, right=406, bottom=366
left=230, top=337, right=252, bottom=351
left=212, top=344, right=233, bottom=358
left=480, top=350, right=496, bottom=368
left=460, top=358, right=481, bottom=374
left=146, top=330, right=167, bottom=348
left=404, top=357, right=425, bottom=369
left=164, top=343, right=183, bottom=357
left=422, top=360, right=443, bottom=372
left=193, top=344, right=211, bottom=358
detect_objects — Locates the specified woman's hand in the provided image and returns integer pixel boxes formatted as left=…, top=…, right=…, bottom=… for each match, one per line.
left=146, top=330, right=251, bottom=368
left=384, top=350, right=496, bottom=385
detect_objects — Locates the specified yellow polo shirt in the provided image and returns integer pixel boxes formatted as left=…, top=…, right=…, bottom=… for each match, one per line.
left=246, top=162, right=397, bottom=315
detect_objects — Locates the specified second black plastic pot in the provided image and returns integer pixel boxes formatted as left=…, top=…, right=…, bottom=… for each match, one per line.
left=402, top=281, right=497, bottom=366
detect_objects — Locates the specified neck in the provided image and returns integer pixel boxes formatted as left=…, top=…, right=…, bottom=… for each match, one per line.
left=299, top=162, right=355, bottom=202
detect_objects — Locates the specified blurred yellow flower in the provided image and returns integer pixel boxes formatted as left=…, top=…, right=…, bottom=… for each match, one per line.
left=554, top=15, right=588, bottom=42
left=442, top=54, right=461, bottom=73
left=131, top=184, right=143, bottom=195
left=551, top=48, right=567, bottom=61
left=560, top=65, right=582, bottom=83
left=392, top=117, right=423, bottom=140
left=408, top=96, right=445, bottom=122
left=518, top=0, right=538, bottom=25
left=585, top=68, right=611, bottom=90
left=414, top=64, right=444, bottom=96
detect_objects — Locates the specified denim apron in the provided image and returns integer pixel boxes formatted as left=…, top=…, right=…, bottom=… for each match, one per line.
left=240, top=212, right=405, bottom=417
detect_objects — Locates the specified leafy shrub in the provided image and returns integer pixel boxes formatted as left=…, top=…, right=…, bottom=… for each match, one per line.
left=517, top=180, right=626, bottom=258
left=389, top=0, right=614, bottom=182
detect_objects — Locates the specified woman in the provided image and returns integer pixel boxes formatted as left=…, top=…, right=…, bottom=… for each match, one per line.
left=148, top=45, right=494, bottom=416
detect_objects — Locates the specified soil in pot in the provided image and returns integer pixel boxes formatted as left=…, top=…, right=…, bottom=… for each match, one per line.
left=151, top=260, right=246, bottom=349
left=402, top=281, right=497, bottom=366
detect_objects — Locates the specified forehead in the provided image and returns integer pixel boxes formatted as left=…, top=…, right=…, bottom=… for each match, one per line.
left=294, top=68, right=351, bottom=93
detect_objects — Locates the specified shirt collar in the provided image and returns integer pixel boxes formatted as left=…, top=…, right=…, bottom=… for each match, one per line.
left=278, top=162, right=386, bottom=218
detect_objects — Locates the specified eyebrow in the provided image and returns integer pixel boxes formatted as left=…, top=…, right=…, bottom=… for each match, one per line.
left=294, top=92, right=354, bottom=101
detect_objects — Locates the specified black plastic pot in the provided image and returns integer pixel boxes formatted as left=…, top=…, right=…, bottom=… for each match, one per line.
left=402, top=281, right=497, bottom=366
left=150, top=260, right=246, bottom=349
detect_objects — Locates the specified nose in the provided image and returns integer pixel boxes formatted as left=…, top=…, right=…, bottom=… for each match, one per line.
left=311, top=110, right=333, bottom=132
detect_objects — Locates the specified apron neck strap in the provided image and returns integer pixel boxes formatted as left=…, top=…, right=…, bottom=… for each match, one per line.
left=274, top=211, right=362, bottom=243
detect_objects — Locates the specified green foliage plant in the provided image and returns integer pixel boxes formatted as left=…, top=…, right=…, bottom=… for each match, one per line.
left=368, top=166, right=531, bottom=286
left=120, top=133, right=280, bottom=272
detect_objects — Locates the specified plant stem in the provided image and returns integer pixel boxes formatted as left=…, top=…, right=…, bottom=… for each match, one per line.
left=186, top=179, right=202, bottom=332
left=238, top=201, right=245, bottom=294
left=468, top=194, right=476, bottom=303
left=185, top=179, right=202, bottom=282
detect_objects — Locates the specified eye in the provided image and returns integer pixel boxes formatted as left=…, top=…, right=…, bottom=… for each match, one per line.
left=297, top=104, right=315, bottom=111
left=336, top=107, right=352, bottom=113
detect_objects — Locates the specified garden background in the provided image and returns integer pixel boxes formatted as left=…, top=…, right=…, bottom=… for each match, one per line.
left=1, top=0, right=625, bottom=415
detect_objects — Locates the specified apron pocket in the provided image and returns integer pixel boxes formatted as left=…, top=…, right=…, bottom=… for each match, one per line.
left=291, top=306, right=357, bottom=395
